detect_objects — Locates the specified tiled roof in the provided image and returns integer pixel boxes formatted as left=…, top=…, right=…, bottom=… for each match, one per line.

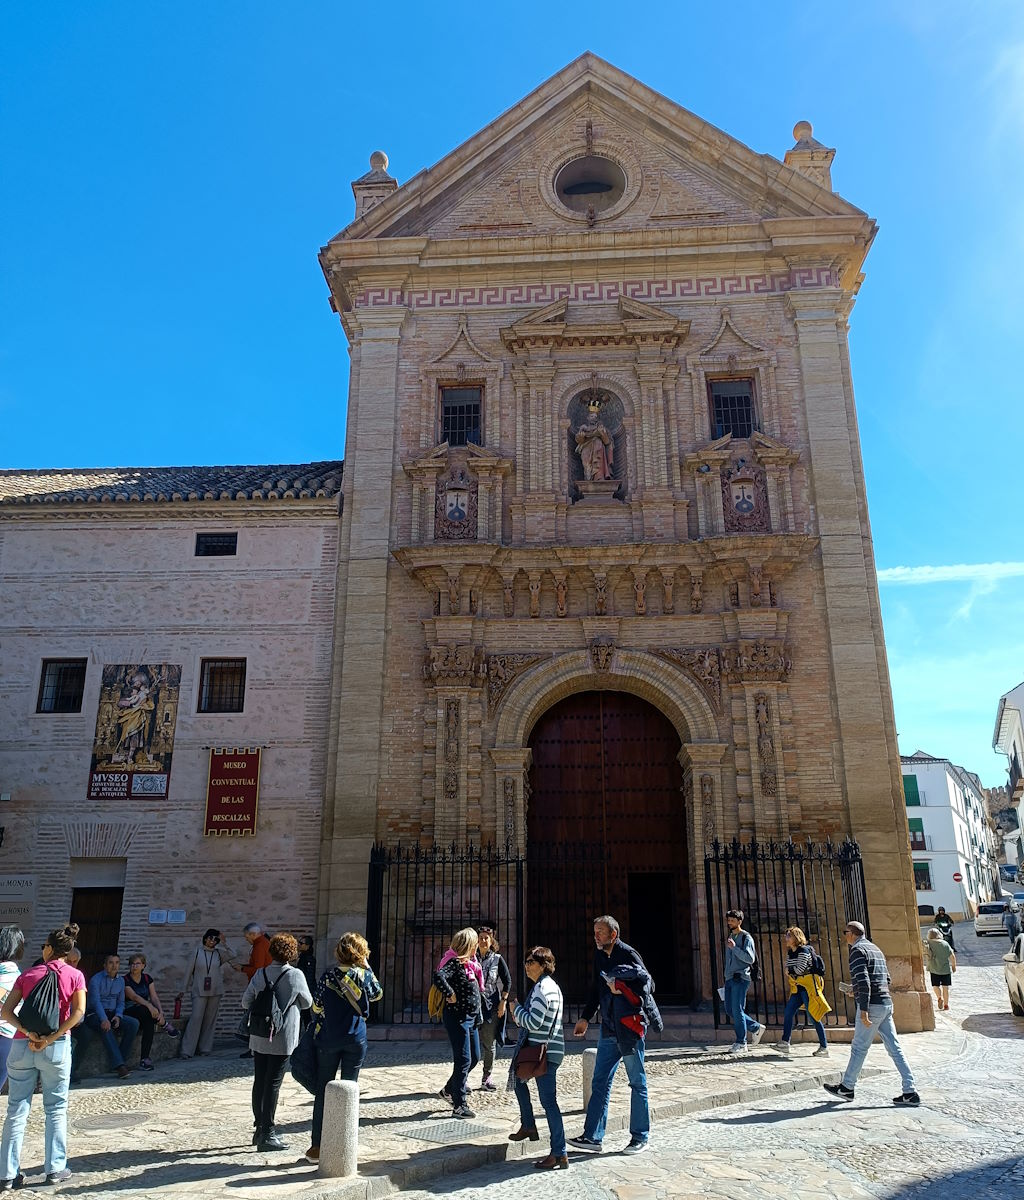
left=0, top=461, right=344, bottom=507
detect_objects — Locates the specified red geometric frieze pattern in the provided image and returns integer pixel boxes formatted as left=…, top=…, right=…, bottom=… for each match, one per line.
left=353, top=268, right=838, bottom=311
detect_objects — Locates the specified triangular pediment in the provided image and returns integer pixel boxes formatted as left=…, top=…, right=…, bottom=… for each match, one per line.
left=333, top=53, right=864, bottom=245
left=699, top=308, right=768, bottom=356
left=429, top=314, right=498, bottom=366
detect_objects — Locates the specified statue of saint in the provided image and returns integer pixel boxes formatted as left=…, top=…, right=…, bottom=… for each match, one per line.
left=574, top=402, right=614, bottom=481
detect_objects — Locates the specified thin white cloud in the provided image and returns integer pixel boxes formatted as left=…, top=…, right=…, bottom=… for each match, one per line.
left=878, top=562, right=1024, bottom=585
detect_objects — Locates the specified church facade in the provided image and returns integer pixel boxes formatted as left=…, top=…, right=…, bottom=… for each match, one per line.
left=319, top=54, right=931, bottom=1028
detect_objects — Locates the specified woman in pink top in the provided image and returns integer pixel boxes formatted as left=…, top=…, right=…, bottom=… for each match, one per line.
left=0, top=923, right=87, bottom=1189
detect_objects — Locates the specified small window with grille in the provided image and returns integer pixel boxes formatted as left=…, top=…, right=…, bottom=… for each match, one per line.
left=37, top=659, right=87, bottom=713
left=197, top=658, right=246, bottom=713
left=195, top=532, right=238, bottom=557
left=440, top=386, right=482, bottom=447
left=709, top=378, right=757, bottom=440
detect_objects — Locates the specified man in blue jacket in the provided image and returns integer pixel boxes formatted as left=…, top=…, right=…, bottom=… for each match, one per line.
left=73, top=954, right=139, bottom=1079
left=568, top=915, right=651, bottom=1155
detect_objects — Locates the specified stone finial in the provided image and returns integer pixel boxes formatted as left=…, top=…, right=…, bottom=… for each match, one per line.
left=784, top=120, right=836, bottom=191
left=352, top=150, right=398, bottom=220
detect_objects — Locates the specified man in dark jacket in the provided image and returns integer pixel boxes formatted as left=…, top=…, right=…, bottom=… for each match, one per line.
left=568, top=915, right=651, bottom=1155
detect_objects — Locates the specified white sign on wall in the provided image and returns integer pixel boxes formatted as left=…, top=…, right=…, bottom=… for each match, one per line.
left=0, top=875, right=36, bottom=926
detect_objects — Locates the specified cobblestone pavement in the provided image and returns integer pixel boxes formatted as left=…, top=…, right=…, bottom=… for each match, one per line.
left=2, top=925, right=1020, bottom=1197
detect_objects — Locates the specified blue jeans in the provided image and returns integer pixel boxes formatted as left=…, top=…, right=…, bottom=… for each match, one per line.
left=782, top=987, right=827, bottom=1047
left=311, top=1035, right=367, bottom=1147
left=515, top=1060, right=565, bottom=1155
left=76, top=1012, right=139, bottom=1070
left=0, top=1037, right=13, bottom=1092
left=842, top=1002, right=916, bottom=1092
left=724, top=978, right=759, bottom=1044
left=442, top=1009, right=480, bottom=1107
left=0, top=1036, right=71, bottom=1178
left=583, top=1033, right=649, bottom=1144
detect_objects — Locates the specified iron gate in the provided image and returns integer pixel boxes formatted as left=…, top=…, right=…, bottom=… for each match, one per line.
left=704, top=837, right=869, bottom=1028
left=366, top=841, right=608, bottom=1024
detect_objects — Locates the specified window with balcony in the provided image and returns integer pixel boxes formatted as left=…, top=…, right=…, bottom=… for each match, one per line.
left=913, top=862, right=932, bottom=891
left=908, top=817, right=927, bottom=852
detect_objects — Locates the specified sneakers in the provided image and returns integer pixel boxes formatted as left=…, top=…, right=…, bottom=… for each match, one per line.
left=812, top=1046, right=830, bottom=1058
left=568, top=1135, right=603, bottom=1152
left=163, top=1023, right=180, bottom=1037
left=139, top=1058, right=154, bottom=1071
left=622, top=1139, right=648, bottom=1155
left=727, top=1042, right=748, bottom=1055
left=480, top=1075, right=497, bottom=1092
left=46, top=1170, right=72, bottom=1185
left=749, top=1024, right=765, bottom=1046
left=772, top=1040, right=791, bottom=1057
left=823, top=1082, right=855, bottom=1101
left=452, top=1104, right=476, bottom=1118
left=304, top=1146, right=320, bottom=1163
left=116, top=1065, right=131, bottom=1079
left=0, top=1176, right=25, bottom=1192
left=438, top=1086, right=454, bottom=1103
left=893, top=1091, right=921, bottom=1106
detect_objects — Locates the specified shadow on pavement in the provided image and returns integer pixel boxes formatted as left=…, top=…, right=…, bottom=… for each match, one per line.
left=700, top=1101, right=839, bottom=1125
left=959, top=1013, right=1024, bottom=1040
left=882, top=1151, right=1024, bottom=1198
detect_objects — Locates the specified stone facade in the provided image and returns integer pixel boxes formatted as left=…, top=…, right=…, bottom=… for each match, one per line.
left=320, top=54, right=931, bottom=1028
left=0, top=464, right=341, bottom=1029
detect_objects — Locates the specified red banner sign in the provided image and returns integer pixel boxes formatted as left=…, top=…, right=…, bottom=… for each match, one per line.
left=204, top=748, right=261, bottom=836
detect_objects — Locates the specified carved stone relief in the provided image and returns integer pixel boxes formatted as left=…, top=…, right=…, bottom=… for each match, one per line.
left=529, top=575, right=541, bottom=618
left=424, top=644, right=486, bottom=687
left=435, top=467, right=479, bottom=541
left=652, top=647, right=722, bottom=711
left=632, top=570, right=647, bottom=616
left=722, top=639, right=792, bottom=683
left=754, top=692, right=778, bottom=798
left=554, top=572, right=568, bottom=618
left=443, top=697, right=460, bottom=804
left=589, top=638, right=615, bottom=671
left=594, top=571, right=608, bottom=616
left=701, top=773, right=716, bottom=846
left=690, top=574, right=703, bottom=614
left=721, top=459, right=770, bottom=534
left=487, top=652, right=549, bottom=714
left=503, top=776, right=516, bottom=844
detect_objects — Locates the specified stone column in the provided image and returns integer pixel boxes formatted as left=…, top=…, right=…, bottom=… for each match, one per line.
left=787, top=288, right=931, bottom=1031
left=490, top=747, right=533, bottom=853
left=681, top=742, right=728, bottom=1004
left=321, top=304, right=408, bottom=945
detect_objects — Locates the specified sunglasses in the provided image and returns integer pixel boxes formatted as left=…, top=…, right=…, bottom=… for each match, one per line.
left=478, top=927, right=495, bottom=934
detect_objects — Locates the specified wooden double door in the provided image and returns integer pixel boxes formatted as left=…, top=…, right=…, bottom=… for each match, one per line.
left=526, top=690, right=692, bottom=1007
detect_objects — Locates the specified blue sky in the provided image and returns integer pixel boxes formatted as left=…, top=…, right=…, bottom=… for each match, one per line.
left=2, top=3, right=1021, bottom=785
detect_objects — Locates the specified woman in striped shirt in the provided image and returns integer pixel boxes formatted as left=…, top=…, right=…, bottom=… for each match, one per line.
left=772, top=926, right=831, bottom=1058
left=508, top=945, right=566, bottom=1170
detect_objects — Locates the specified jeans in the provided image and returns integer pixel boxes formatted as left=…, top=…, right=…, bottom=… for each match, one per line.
left=311, top=1036, right=367, bottom=1147
left=478, top=1015, right=500, bottom=1077
left=842, top=1002, right=916, bottom=1092
left=76, top=1012, right=140, bottom=1070
left=583, top=1033, right=649, bottom=1144
left=515, top=1060, right=565, bottom=1155
left=442, top=1009, right=480, bottom=1107
left=0, top=1036, right=71, bottom=1178
left=724, top=978, right=759, bottom=1044
left=252, top=1052, right=290, bottom=1135
left=0, top=1036, right=13, bottom=1092
left=782, top=987, right=827, bottom=1047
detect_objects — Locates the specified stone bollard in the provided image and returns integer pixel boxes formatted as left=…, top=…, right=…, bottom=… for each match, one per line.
left=318, top=1080, right=359, bottom=1178
left=582, top=1046, right=597, bottom=1111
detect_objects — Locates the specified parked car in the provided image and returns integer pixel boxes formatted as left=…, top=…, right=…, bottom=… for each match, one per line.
left=1000, top=864, right=1018, bottom=882
left=977, top=898, right=1011, bottom=935
left=1004, top=934, right=1024, bottom=1016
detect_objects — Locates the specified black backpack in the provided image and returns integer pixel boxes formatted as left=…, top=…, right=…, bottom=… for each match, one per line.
left=809, top=946, right=827, bottom=978
left=245, top=968, right=288, bottom=1041
left=19, top=965, right=62, bottom=1036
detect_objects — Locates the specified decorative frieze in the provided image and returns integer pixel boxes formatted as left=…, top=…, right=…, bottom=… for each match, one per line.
left=722, top=639, right=792, bottom=683
left=589, top=638, right=615, bottom=672
left=424, top=643, right=487, bottom=687
left=653, top=647, right=722, bottom=711
left=754, top=692, right=778, bottom=799
left=487, top=652, right=549, bottom=714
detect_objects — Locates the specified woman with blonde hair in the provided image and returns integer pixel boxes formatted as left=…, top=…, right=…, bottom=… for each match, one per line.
left=771, top=926, right=831, bottom=1058
left=304, top=932, right=382, bottom=1164
left=434, top=928, right=483, bottom=1118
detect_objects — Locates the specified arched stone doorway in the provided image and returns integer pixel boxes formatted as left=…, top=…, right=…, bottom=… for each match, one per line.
left=526, top=690, right=692, bottom=1006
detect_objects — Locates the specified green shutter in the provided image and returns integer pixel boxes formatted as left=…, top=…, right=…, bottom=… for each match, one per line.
left=903, top=775, right=920, bottom=806
left=907, top=817, right=924, bottom=833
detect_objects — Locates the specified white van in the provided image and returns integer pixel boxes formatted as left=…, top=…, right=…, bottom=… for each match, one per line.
left=976, top=899, right=1010, bottom=936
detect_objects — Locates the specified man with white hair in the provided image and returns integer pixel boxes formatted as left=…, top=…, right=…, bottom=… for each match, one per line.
left=234, top=923, right=272, bottom=1058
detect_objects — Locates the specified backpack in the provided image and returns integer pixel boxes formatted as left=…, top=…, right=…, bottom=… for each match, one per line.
left=427, top=983, right=446, bottom=1022
left=245, top=968, right=288, bottom=1041
left=744, top=934, right=759, bottom=983
left=809, top=946, right=827, bottom=978
left=19, top=965, right=62, bottom=1036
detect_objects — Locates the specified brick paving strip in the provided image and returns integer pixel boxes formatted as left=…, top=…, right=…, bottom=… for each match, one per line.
left=2, top=1028, right=922, bottom=1200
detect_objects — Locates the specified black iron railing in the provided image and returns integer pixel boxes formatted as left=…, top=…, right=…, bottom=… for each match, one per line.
left=704, top=837, right=868, bottom=1029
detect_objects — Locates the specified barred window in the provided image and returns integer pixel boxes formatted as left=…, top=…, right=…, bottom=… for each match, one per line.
left=37, top=659, right=87, bottom=713
left=709, top=378, right=757, bottom=440
left=440, top=386, right=482, bottom=447
left=195, top=532, right=238, bottom=557
left=198, top=659, right=246, bottom=713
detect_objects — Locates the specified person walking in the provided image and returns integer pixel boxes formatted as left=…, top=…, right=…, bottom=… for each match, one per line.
left=0, top=923, right=87, bottom=1188
left=178, top=928, right=234, bottom=1059
left=569, top=915, right=652, bottom=1155
left=304, top=932, right=382, bottom=1164
left=241, top=933, right=312, bottom=1153
left=76, top=955, right=139, bottom=1079
left=722, top=909, right=764, bottom=1054
left=508, top=946, right=567, bottom=1170
left=123, top=955, right=178, bottom=1071
left=771, top=926, right=830, bottom=1058
left=923, top=927, right=956, bottom=1012
left=434, top=928, right=483, bottom=1119
left=0, top=926, right=26, bottom=1092
left=235, top=923, right=273, bottom=1059
left=1003, top=902, right=1022, bottom=944
left=933, top=906, right=956, bottom=950
left=475, top=923, right=511, bottom=1092
left=824, top=921, right=920, bottom=1106
left=296, top=936, right=317, bottom=1031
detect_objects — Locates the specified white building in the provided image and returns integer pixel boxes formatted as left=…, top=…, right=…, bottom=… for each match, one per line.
left=901, top=751, right=996, bottom=920
left=994, top=682, right=1024, bottom=865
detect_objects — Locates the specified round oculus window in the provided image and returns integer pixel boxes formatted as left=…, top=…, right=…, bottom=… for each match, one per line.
left=554, top=155, right=626, bottom=214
